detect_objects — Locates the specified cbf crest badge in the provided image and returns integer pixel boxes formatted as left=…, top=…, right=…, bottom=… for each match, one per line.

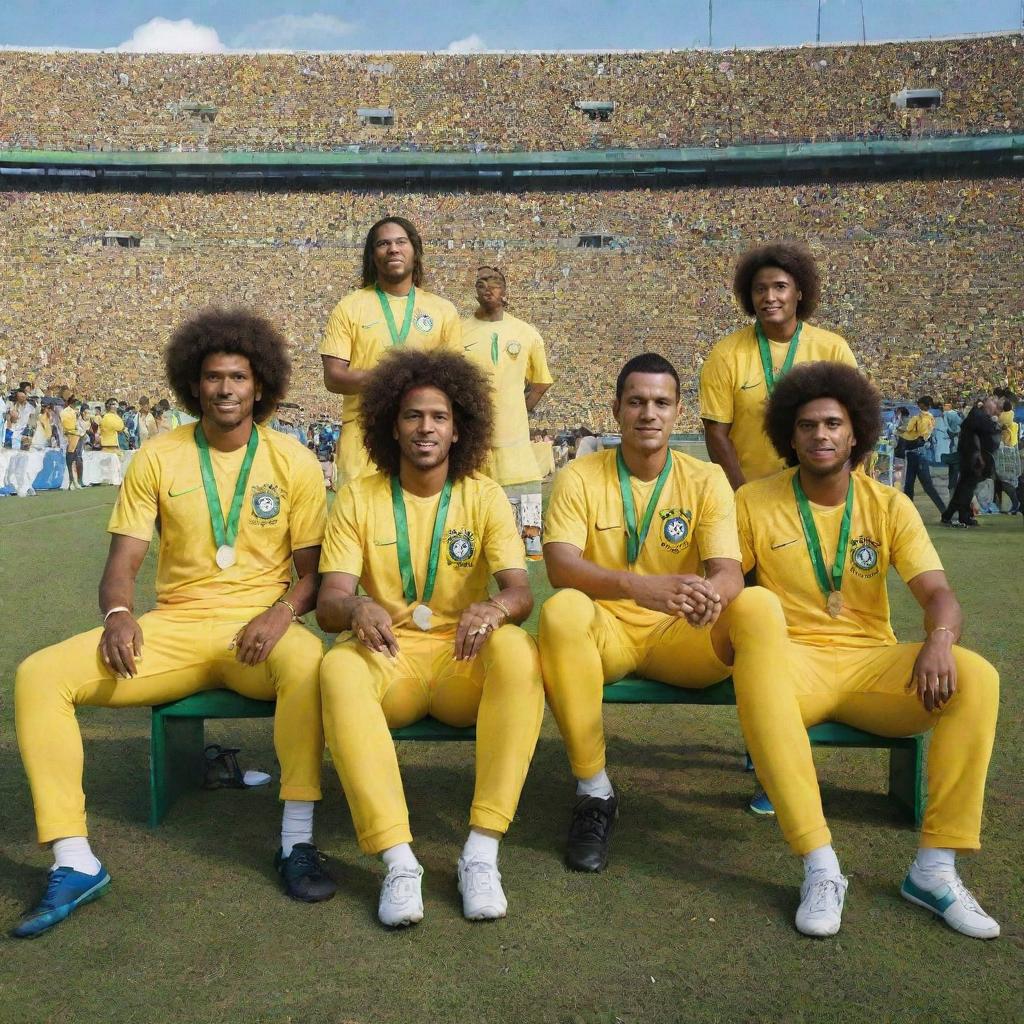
left=849, top=536, right=880, bottom=578
left=659, top=508, right=693, bottom=551
left=251, top=483, right=282, bottom=521
left=414, top=312, right=434, bottom=333
left=505, top=340, right=522, bottom=358
left=446, top=528, right=476, bottom=567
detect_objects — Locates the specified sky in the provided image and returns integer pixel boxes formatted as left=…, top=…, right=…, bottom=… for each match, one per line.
left=0, top=0, right=1020, bottom=53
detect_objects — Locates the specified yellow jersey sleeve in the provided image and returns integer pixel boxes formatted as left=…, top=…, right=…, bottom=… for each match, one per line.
left=289, top=449, right=328, bottom=550
left=321, top=296, right=356, bottom=362
left=889, top=492, right=943, bottom=583
left=543, top=463, right=590, bottom=550
left=526, top=327, right=554, bottom=386
left=319, top=483, right=364, bottom=578
left=481, top=480, right=528, bottom=573
left=735, top=484, right=757, bottom=574
left=108, top=444, right=159, bottom=542
left=696, top=465, right=742, bottom=562
left=698, top=342, right=735, bottom=425
left=438, top=300, right=462, bottom=349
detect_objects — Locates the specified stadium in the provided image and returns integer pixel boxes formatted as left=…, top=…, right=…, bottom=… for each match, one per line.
left=1, top=25, right=1022, bottom=1024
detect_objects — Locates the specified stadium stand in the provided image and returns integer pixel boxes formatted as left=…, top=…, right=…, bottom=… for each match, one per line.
left=1, top=177, right=1021, bottom=431
left=0, top=35, right=1021, bottom=154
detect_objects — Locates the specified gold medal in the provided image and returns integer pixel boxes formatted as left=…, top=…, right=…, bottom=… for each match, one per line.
left=826, top=590, right=844, bottom=618
left=412, top=603, right=433, bottom=631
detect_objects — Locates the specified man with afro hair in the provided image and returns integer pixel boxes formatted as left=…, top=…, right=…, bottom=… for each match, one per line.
left=736, top=360, right=1000, bottom=940
left=317, top=348, right=543, bottom=928
left=12, top=308, right=335, bottom=939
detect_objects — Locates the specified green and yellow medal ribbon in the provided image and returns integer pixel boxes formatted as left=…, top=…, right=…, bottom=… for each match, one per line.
left=390, top=476, right=453, bottom=604
left=375, top=285, right=416, bottom=347
left=792, top=472, right=854, bottom=607
left=755, top=320, right=803, bottom=395
left=194, top=424, right=260, bottom=555
left=616, top=447, right=673, bottom=565
left=491, top=332, right=499, bottom=367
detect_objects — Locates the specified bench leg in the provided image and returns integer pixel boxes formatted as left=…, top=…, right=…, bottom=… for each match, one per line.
left=887, top=739, right=925, bottom=828
left=150, top=713, right=205, bottom=828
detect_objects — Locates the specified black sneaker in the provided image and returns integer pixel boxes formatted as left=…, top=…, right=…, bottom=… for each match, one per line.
left=565, top=793, right=618, bottom=872
left=274, top=843, right=337, bottom=903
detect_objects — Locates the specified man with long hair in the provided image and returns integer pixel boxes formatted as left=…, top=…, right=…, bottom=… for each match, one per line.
left=12, top=308, right=335, bottom=939
left=317, top=349, right=543, bottom=928
left=737, top=361, right=1000, bottom=939
left=540, top=352, right=845, bottom=936
left=320, top=216, right=461, bottom=488
left=462, top=265, right=554, bottom=558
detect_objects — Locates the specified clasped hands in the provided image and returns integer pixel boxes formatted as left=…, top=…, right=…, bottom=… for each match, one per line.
left=630, top=573, right=723, bottom=627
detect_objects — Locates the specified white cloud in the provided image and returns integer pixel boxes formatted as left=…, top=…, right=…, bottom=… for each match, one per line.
left=117, top=18, right=227, bottom=54
left=446, top=34, right=486, bottom=54
left=232, top=14, right=355, bottom=50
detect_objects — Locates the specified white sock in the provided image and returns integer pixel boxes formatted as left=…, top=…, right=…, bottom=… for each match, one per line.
left=381, top=843, right=419, bottom=871
left=52, top=837, right=102, bottom=875
left=461, top=830, right=500, bottom=865
left=280, top=800, right=314, bottom=857
left=910, top=847, right=956, bottom=884
left=802, top=844, right=842, bottom=878
left=576, top=770, right=614, bottom=800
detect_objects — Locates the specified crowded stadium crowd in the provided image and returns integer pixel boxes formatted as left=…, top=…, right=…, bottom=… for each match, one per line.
left=1, top=177, right=1021, bottom=431
left=0, top=34, right=1021, bottom=153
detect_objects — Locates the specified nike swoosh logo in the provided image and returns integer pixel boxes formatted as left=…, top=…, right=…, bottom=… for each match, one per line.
left=740, top=381, right=761, bottom=391
left=596, top=524, right=622, bottom=531
left=167, top=485, right=201, bottom=498
left=771, top=539, right=799, bottom=550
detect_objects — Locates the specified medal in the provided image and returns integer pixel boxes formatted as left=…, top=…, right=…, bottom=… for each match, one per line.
left=376, top=285, right=416, bottom=347
left=793, top=473, right=854, bottom=619
left=616, top=447, right=673, bottom=565
left=195, top=424, right=259, bottom=573
left=391, top=475, right=454, bottom=630
left=215, top=545, right=237, bottom=570
left=755, top=321, right=802, bottom=395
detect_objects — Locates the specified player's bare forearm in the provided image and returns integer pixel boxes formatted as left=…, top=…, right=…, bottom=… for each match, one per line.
left=98, top=534, right=149, bottom=615
left=321, top=355, right=369, bottom=396
left=703, top=557, right=744, bottom=609
left=525, top=383, right=551, bottom=413
left=315, top=571, right=367, bottom=633
left=544, top=542, right=637, bottom=601
left=908, top=570, right=963, bottom=641
left=492, top=569, right=533, bottom=624
left=702, top=420, right=746, bottom=491
left=281, top=545, right=322, bottom=618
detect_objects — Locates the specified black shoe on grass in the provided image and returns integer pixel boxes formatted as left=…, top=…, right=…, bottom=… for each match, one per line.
left=565, top=794, right=618, bottom=873
left=275, top=843, right=337, bottom=903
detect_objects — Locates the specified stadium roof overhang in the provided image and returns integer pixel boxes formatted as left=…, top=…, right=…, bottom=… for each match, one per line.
left=1, top=135, right=1021, bottom=188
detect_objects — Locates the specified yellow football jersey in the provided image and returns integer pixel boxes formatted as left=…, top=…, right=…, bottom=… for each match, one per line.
left=320, top=471, right=525, bottom=637
left=543, top=448, right=741, bottom=628
left=699, top=322, right=857, bottom=482
left=900, top=411, right=934, bottom=442
left=736, top=467, right=942, bottom=648
left=108, top=423, right=326, bottom=609
left=60, top=406, right=80, bottom=437
left=99, top=412, right=125, bottom=448
left=461, top=313, right=554, bottom=486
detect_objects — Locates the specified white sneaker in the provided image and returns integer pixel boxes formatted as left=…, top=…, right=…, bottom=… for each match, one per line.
left=901, top=870, right=1000, bottom=939
left=795, top=871, right=848, bottom=937
left=378, top=864, right=424, bottom=927
left=457, top=856, right=508, bottom=921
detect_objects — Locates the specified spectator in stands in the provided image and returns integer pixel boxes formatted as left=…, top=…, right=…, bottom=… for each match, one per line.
left=942, top=395, right=1002, bottom=528
left=462, top=265, right=553, bottom=559
left=98, top=398, right=125, bottom=452
left=737, top=361, right=1001, bottom=940
left=700, top=243, right=856, bottom=490
left=7, top=388, right=33, bottom=451
left=900, top=395, right=946, bottom=517
left=320, top=216, right=460, bottom=487
left=10, top=307, right=336, bottom=939
left=154, top=399, right=174, bottom=435
left=137, top=397, right=156, bottom=446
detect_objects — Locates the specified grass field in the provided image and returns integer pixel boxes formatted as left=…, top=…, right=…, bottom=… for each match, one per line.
left=0, top=479, right=1022, bottom=1024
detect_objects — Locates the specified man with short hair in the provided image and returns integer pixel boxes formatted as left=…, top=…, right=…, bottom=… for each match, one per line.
left=137, top=396, right=156, bottom=446
left=462, top=266, right=553, bottom=558
left=98, top=399, right=125, bottom=452
left=900, top=395, right=946, bottom=516
left=320, top=216, right=461, bottom=488
left=540, top=352, right=847, bottom=936
left=60, top=396, right=85, bottom=488
left=11, top=307, right=335, bottom=939
left=317, top=349, right=543, bottom=928
left=737, top=361, right=1000, bottom=939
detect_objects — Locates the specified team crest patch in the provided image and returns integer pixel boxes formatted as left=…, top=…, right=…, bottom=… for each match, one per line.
left=251, top=484, right=282, bottom=521
left=446, top=528, right=476, bottom=566
left=849, top=536, right=881, bottom=577
left=659, top=508, right=693, bottom=551
left=505, top=340, right=522, bottom=357
left=414, top=312, right=434, bottom=333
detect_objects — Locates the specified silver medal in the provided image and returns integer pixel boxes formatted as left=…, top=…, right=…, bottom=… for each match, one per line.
left=412, top=603, right=433, bottom=631
left=215, top=544, right=237, bottom=570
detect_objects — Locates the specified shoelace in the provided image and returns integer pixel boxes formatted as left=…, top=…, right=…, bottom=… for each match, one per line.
left=462, top=860, right=499, bottom=895
left=805, top=876, right=843, bottom=914
left=948, top=875, right=984, bottom=915
left=36, top=867, right=73, bottom=911
left=383, top=867, right=420, bottom=902
left=286, top=847, right=326, bottom=877
left=570, top=803, right=613, bottom=843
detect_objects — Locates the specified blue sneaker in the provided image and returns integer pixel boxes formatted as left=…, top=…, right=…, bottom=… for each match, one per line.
left=11, top=865, right=111, bottom=938
left=900, top=871, right=1000, bottom=939
left=749, top=790, right=776, bottom=815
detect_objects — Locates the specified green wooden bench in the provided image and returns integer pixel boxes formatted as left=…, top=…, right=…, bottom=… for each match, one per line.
left=148, top=677, right=924, bottom=828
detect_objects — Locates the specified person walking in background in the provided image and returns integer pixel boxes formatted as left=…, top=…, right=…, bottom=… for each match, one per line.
left=900, top=395, right=946, bottom=517
left=942, top=395, right=1002, bottom=529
